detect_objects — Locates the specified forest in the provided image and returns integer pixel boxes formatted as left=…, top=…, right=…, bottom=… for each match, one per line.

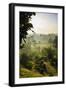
left=19, top=12, right=58, bottom=78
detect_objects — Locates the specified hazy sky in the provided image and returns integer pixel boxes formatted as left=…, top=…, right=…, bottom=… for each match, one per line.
left=28, top=12, right=58, bottom=35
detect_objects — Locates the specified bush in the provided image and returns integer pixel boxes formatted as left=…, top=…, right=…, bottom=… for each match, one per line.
left=20, top=53, right=30, bottom=67
left=35, top=47, right=58, bottom=74
left=25, top=61, right=34, bottom=70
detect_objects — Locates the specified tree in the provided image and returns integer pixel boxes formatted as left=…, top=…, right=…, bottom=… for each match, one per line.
left=53, top=35, right=58, bottom=48
left=20, top=12, right=36, bottom=48
left=48, top=35, right=58, bottom=48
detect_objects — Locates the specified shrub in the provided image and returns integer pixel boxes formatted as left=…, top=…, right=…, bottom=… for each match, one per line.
left=25, top=61, right=34, bottom=70
left=20, top=53, right=30, bottom=67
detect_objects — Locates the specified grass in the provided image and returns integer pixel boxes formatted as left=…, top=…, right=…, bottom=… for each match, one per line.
left=20, top=67, right=43, bottom=78
left=43, top=61, right=57, bottom=76
left=20, top=61, right=57, bottom=78
left=19, top=42, right=58, bottom=78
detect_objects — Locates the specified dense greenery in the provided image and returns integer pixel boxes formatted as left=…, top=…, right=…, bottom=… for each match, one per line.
left=19, top=34, right=58, bottom=78
left=19, top=12, right=58, bottom=78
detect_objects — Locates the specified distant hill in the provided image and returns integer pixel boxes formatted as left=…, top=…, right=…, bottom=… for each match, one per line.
left=26, top=33, right=57, bottom=44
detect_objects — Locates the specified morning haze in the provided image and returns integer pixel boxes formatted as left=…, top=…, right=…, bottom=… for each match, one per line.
left=28, top=12, right=58, bottom=35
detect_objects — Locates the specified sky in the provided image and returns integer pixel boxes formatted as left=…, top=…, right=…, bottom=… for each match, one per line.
left=28, top=12, right=58, bottom=35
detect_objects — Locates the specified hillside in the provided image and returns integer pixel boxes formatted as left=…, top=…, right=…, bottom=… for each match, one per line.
left=26, top=34, right=57, bottom=44
left=20, top=33, right=58, bottom=78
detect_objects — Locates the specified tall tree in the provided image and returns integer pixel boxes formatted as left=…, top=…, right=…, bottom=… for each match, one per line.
left=20, top=12, right=36, bottom=48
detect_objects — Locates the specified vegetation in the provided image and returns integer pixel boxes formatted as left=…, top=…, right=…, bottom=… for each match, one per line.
left=19, top=34, right=58, bottom=78
left=20, top=12, right=35, bottom=48
left=19, top=12, right=58, bottom=78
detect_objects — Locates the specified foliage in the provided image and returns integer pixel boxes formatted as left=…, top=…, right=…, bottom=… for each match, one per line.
left=48, top=35, right=58, bottom=48
left=19, top=34, right=58, bottom=77
left=20, top=12, right=36, bottom=48
left=53, top=35, right=58, bottom=48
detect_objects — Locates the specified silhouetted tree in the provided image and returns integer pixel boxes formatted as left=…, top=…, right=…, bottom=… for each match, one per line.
left=20, top=12, right=36, bottom=48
